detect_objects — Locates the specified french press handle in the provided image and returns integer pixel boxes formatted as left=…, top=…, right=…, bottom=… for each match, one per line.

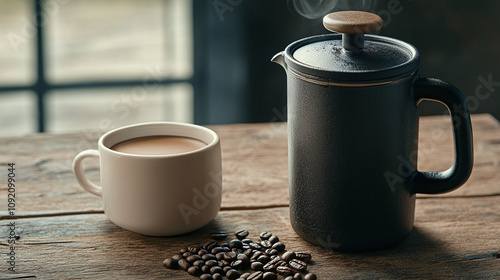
left=411, top=78, right=474, bottom=194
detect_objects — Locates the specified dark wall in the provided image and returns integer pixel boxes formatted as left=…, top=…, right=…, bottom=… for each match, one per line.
left=201, top=0, right=500, bottom=124
left=378, top=1, right=500, bottom=119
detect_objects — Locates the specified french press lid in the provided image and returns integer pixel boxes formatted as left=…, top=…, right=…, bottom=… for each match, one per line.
left=284, top=11, right=420, bottom=83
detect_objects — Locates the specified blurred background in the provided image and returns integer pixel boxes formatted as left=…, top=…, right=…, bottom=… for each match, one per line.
left=1, top=0, right=499, bottom=136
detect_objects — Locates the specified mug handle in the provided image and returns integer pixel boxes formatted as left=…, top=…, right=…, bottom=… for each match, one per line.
left=411, top=77, right=474, bottom=194
left=72, top=149, right=102, bottom=197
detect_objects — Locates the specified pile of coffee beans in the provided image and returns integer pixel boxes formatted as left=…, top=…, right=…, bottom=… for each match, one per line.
left=163, top=230, right=317, bottom=280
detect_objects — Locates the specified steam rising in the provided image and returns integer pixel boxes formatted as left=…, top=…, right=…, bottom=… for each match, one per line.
left=289, top=0, right=376, bottom=19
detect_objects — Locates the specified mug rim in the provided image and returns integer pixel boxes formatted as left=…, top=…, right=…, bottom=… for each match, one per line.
left=98, top=122, right=219, bottom=158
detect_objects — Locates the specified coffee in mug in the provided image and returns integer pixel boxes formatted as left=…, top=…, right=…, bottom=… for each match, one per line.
left=110, top=136, right=207, bottom=155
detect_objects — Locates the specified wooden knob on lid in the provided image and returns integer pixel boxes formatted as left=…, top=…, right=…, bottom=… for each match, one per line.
left=323, top=11, right=383, bottom=51
left=323, top=11, right=383, bottom=34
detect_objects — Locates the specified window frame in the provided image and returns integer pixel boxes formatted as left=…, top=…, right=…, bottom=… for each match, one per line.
left=0, top=0, right=207, bottom=133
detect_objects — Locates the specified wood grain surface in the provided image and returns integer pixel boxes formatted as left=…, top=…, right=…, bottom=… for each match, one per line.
left=0, top=114, right=499, bottom=217
left=1, top=197, right=499, bottom=279
left=0, top=114, right=499, bottom=279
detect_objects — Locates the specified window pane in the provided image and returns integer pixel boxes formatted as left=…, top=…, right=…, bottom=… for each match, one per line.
left=164, top=0, right=193, bottom=78
left=0, top=92, right=36, bottom=136
left=46, top=84, right=193, bottom=133
left=0, top=0, right=35, bottom=85
left=46, top=0, right=192, bottom=83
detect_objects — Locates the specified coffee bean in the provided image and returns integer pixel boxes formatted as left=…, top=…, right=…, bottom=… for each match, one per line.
left=251, top=261, right=264, bottom=271
left=263, top=272, right=277, bottom=280
left=268, top=235, right=279, bottom=244
left=262, top=262, right=277, bottom=272
left=202, top=253, right=216, bottom=261
left=226, top=269, right=241, bottom=279
left=205, top=259, right=218, bottom=267
left=215, top=252, right=225, bottom=261
left=201, top=265, right=210, bottom=273
left=269, top=255, right=280, bottom=261
left=188, top=244, right=201, bottom=253
left=260, top=240, right=272, bottom=249
left=243, top=248, right=254, bottom=256
left=257, top=254, right=270, bottom=264
left=304, top=273, right=317, bottom=280
left=289, top=259, right=307, bottom=271
left=180, top=248, right=187, bottom=254
left=223, top=265, right=233, bottom=273
left=282, top=251, right=296, bottom=262
left=210, top=265, right=223, bottom=275
left=285, top=277, right=294, bottom=280
left=229, top=239, right=244, bottom=249
left=211, top=247, right=225, bottom=254
left=224, top=251, right=237, bottom=261
left=293, top=273, right=303, bottom=280
left=219, top=260, right=231, bottom=267
left=162, top=258, right=178, bottom=269
left=251, top=251, right=263, bottom=261
left=203, top=241, right=218, bottom=251
left=237, top=253, right=249, bottom=260
left=200, top=273, right=213, bottom=280
left=271, top=242, right=285, bottom=252
left=248, top=271, right=264, bottom=280
left=235, top=229, right=250, bottom=240
left=295, top=252, right=312, bottom=263
left=264, top=255, right=284, bottom=272
left=231, top=259, right=243, bottom=270
left=198, top=249, right=209, bottom=256
left=277, top=260, right=288, bottom=268
left=188, top=265, right=201, bottom=276
left=276, top=266, right=295, bottom=277
left=259, top=232, right=272, bottom=240
left=240, top=272, right=251, bottom=279
left=192, top=260, right=205, bottom=268
left=220, top=242, right=230, bottom=248
left=237, top=254, right=250, bottom=267
left=268, top=255, right=282, bottom=265
left=264, top=248, right=278, bottom=256
left=212, top=273, right=223, bottom=280
left=211, top=231, right=228, bottom=240
left=183, top=252, right=192, bottom=258
left=249, top=242, right=262, bottom=250
left=178, top=258, right=190, bottom=271
left=231, top=247, right=242, bottom=253
left=187, top=254, right=202, bottom=263
left=172, top=254, right=182, bottom=261
left=241, top=238, right=253, bottom=244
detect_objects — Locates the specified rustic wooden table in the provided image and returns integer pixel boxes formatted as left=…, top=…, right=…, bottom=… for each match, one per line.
left=1, top=114, right=499, bottom=279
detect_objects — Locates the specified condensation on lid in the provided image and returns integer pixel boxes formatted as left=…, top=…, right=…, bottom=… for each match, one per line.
left=293, top=38, right=413, bottom=73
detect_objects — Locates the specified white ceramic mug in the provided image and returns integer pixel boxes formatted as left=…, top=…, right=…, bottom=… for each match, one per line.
left=72, top=122, right=222, bottom=236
